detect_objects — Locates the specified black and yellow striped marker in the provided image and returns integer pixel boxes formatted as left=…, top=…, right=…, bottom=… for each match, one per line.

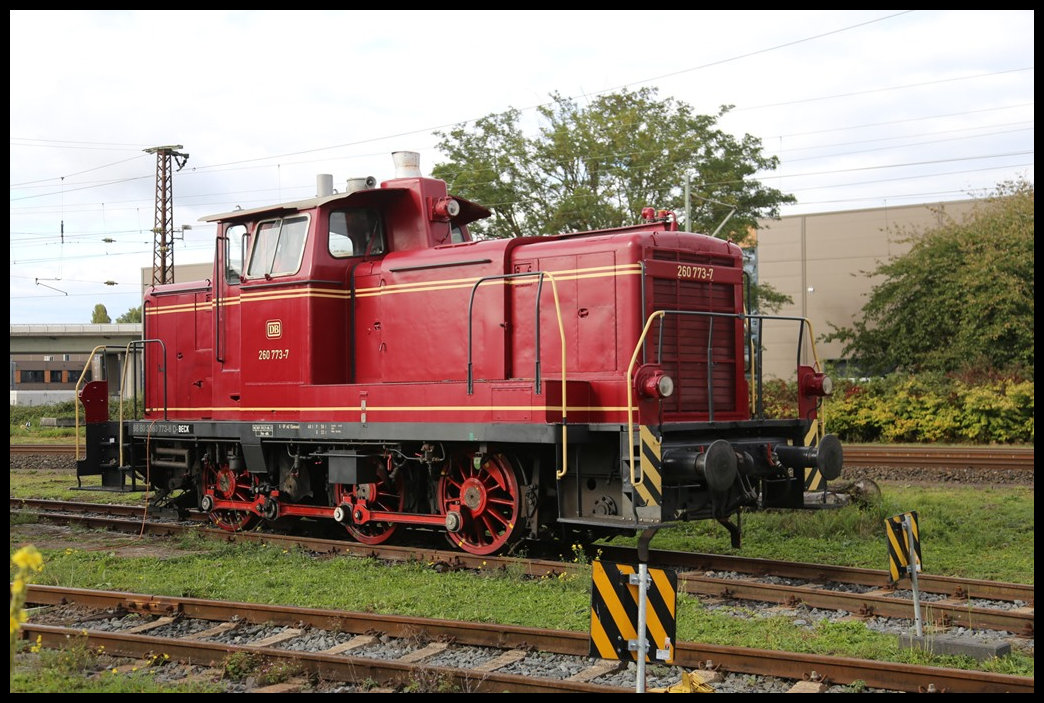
left=589, top=560, right=676, bottom=663
left=633, top=425, right=663, bottom=508
left=884, top=511, right=922, bottom=583
left=803, top=423, right=825, bottom=490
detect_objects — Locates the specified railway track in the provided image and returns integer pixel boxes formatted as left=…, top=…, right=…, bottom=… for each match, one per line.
left=11, top=442, right=1035, bottom=471
left=19, top=585, right=1035, bottom=693
left=12, top=499, right=1036, bottom=638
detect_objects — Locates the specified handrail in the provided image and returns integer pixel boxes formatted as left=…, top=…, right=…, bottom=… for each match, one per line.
left=625, top=314, right=665, bottom=488
left=119, top=339, right=168, bottom=467
left=214, top=235, right=224, bottom=363
left=465, top=271, right=570, bottom=479
left=625, top=310, right=824, bottom=489
left=72, top=345, right=133, bottom=462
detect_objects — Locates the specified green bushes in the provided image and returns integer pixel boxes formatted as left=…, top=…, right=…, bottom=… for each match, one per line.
left=762, top=373, right=1034, bottom=445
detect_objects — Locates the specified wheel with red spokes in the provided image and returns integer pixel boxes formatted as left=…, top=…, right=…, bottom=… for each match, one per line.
left=203, top=462, right=260, bottom=532
left=333, top=462, right=405, bottom=545
left=438, top=451, right=522, bottom=555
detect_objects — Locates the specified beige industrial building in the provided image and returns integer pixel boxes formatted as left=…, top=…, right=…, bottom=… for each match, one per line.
left=754, top=198, right=980, bottom=379
left=11, top=198, right=982, bottom=403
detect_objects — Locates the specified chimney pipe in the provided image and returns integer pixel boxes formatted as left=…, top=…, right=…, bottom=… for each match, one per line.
left=316, top=174, right=334, bottom=197
left=392, top=151, right=422, bottom=178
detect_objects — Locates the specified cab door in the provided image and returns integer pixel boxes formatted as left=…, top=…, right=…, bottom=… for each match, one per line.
left=214, top=223, right=247, bottom=410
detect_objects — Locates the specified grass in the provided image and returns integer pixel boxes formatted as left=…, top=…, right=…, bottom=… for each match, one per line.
left=643, top=483, right=1035, bottom=584
left=11, top=637, right=224, bottom=693
left=9, top=463, right=1035, bottom=691
left=10, top=467, right=152, bottom=507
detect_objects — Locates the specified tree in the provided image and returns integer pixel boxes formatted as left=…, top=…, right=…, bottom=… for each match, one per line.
left=116, top=306, right=142, bottom=323
left=432, top=87, right=794, bottom=244
left=90, top=304, right=111, bottom=324
left=432, top=87, right=794, bottom=311
left=822, top=179, right=1034, bottom=376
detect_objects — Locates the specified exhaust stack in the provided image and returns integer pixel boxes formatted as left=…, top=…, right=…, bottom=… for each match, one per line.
left=316, top=174, right=334, bottom=197
left=392, top=151, right=422, bottom=178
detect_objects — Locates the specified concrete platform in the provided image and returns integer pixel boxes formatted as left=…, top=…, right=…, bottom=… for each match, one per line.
left=900, top=632, right=1011, bottom=660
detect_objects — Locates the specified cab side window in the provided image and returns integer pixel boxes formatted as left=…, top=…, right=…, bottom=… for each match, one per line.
left=225, top=224, right=248, bottom=284
left=328, top=208, right=384, bottom=258
left=247, top=215, right=308, bottom=277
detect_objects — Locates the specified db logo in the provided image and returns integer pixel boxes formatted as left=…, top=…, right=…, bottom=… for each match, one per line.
left=266, top=320, right=282, bottom=339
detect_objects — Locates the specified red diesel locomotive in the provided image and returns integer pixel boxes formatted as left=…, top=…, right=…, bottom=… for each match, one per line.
left=76, top=151, right=843, bottom=556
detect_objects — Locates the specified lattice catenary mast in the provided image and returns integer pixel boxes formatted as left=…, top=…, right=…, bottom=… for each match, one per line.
left=145, top=145, right=189, bottom=285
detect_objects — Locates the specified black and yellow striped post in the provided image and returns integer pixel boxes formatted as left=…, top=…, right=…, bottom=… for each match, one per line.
left=633, top=425, right=663, bottom=510
left=589, top=560, right=677, bottom=665
left=885, top=511, right=924, bottom=637
left=884, top=511, right=922, bottom=583
left=803, top=423, right=825, bottom=491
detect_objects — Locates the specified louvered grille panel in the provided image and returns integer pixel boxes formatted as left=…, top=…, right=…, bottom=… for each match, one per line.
left=650, top=257, right=740, bottom=416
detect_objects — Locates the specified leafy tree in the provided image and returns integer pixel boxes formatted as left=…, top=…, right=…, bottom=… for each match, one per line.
left=432, top=87, right=795, bottom=244
left=116, top=306, right=142, bottom=323
left=432, top=87, right=794, bottom=312
left=90, top=304, right=111, bottom=323
left=822, top=179, right=1034, bottom=376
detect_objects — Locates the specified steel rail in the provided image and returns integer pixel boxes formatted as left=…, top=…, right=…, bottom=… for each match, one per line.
left=21, top=585, right=1035, bottom=694
left=12, top=502, right=1035, bottom=637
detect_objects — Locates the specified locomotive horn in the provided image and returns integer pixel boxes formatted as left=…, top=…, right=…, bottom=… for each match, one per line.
left=773, top=434, right=843, bottom=480
left=662, top=439, right=738, bottom=492
left=346, top=176, right=377, bottom=193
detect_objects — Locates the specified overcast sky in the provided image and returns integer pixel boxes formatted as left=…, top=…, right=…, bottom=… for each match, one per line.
left=9, top=10, right=1034, bottom=324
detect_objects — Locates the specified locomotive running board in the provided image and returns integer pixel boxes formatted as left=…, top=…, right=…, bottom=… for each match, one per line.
left=555, top=516, right=679, bottom=531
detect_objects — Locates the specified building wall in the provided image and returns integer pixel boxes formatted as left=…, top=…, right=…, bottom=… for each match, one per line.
left=755, top=199, right=981, bottom=379
left=10, top=390, right=78, bottom=406
left=10, top=353, right=92, bottom=390
left=140, top=262, right=213, bottom=301
left=10, top=326, right=141, bottom=405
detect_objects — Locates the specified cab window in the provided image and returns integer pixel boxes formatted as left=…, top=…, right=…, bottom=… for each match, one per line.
left=329, top=208, right=384, bottom=258
left=247, top=215, right=308, bottom=277
left=225, top=223, right=248, bottom=284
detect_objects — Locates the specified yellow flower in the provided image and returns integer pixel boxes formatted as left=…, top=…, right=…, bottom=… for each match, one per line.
left=12, top=546, right=44, bottom=573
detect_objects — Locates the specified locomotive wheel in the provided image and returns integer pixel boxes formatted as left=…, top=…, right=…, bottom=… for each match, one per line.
left=438, top=451, right=522, bottom=556
left=333, top=464, right=405, bottom=545
left=203, top=463, right=260, bottom=532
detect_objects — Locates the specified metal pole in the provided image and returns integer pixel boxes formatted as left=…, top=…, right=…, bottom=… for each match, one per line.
left=903, top=514, right=923, bottom=637
left=684, top=173, right=691, bottom=229
left=633, top=563, right=649, bottom=693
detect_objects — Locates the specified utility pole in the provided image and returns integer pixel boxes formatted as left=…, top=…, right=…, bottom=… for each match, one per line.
left=145, top=145, right=189, bottom=285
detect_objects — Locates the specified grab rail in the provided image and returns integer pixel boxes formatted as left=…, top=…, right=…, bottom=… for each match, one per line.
left=626, top=310, right=824, bottom=489
left=466, top=271, right=570, bottom=479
